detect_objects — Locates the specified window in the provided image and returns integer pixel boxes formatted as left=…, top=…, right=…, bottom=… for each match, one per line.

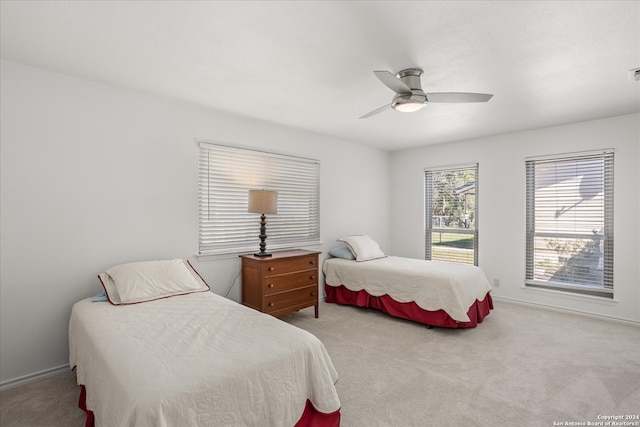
left=425, top=164, right=478, bottom=265
left=525, top=150, right=613, bottom=297
left=198, top=143, right=320, bottom=256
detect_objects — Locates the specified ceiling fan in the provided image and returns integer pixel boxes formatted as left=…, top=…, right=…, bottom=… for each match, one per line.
left=360, top=68, right=493, bottom=119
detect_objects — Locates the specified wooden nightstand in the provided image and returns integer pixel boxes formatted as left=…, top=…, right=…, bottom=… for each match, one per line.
left=240, top=250, right=320, bottom=318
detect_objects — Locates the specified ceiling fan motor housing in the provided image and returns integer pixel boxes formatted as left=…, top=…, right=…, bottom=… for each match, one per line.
left=396, top=68, right=424, bottom=90
left=392, top=68, right=427, bottom=112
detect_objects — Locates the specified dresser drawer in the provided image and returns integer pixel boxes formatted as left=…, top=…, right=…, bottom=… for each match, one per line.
left=264, top=270, right=317, bottom=296
left=240, top=250, right=320, bottom=318
left=264, top=285, right=317, bottom=315
left=262, top=255, right=318, bottom=276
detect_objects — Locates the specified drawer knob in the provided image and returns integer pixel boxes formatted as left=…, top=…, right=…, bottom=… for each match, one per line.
left=268, top=267, right=275, bottom=271
left=268, top=283, right=274, bottom=288
left=269, top=302, right=274, bottom=307
left=310, top=275, right=316, bottom=280
left=311, top=292, right=316, bottom=297
left=310, top=260, right=316, bottom=265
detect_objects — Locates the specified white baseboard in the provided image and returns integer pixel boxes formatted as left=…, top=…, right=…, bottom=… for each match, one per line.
left=0, top=364, right=71, bottom=392
left=492, top=295, right=640, bottom=327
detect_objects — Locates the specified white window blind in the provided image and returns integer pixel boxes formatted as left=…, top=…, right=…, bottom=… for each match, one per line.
left=425, top=164, right=478, bottom=265
left=525, top=150, right=614, bottom=297
left=198, top=143, right=320, bottom=256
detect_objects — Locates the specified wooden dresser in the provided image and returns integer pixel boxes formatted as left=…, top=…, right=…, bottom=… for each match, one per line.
left=240, top=250, right=320, bottom=318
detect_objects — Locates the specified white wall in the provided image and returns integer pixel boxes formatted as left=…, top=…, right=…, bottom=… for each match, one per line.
left=0, top=60, right=390, bottom=386
left=390, top=113, right=640, bottom=323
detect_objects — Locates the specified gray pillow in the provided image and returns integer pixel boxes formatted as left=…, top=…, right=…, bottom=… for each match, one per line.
left=328, top=244, right=356, bottom=260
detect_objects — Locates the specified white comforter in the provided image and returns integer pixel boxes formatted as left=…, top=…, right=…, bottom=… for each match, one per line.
left=69, top=292, right=340, bottom=427
left=323, top=256, right=492, bottom=322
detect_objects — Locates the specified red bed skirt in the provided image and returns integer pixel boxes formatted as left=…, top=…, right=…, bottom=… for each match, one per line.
left=325, top=283, right=492, bottom=328
left=78, top=385, right=340, bottom=427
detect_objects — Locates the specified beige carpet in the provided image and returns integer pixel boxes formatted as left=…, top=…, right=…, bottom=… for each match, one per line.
left=1, top=300, right=638, bottom=426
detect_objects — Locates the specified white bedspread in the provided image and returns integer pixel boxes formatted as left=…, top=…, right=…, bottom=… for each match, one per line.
left=323, top=256, right=492, bottom=322
left=69, top=292, right=340, bottom=427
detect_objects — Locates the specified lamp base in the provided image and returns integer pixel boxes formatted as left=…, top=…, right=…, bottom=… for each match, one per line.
left=254, top=213, right=272, bottom=257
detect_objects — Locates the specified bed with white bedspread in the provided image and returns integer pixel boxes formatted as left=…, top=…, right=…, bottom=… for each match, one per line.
left=323, top=256, right=493, bottom=328
left=69, top=259, right=341, bottom=427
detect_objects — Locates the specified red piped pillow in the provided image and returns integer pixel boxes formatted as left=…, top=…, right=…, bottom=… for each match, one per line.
left=98, top=259, right=209, bottom=305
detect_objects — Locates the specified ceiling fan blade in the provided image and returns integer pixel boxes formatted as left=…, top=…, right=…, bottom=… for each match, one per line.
left=373, top=71, right=412, bottom=95
left=426, top=92, right=493, bottom=103
left=359, top=104, right=391, bottom=119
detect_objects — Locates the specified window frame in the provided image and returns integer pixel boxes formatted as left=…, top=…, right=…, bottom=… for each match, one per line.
left=424, top=163, right=479, bottom=266
left=525, top=149, right=614, bottom=298
left=198, top=142, right=321, bottom=258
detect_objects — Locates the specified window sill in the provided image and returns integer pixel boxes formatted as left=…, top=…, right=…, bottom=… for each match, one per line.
left=197, top=241, right=323, bottom=262
left=521, top=283, right=618, bottom=304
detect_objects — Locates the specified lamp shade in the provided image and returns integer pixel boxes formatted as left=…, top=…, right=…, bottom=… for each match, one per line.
left=248, top=190, right=278, bottom=214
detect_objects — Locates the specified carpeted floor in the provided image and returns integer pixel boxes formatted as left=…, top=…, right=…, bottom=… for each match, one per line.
left=1, top=299, right=638, bottom=426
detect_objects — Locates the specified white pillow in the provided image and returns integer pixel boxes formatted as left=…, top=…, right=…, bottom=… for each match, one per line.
left=98, top=259, right=210, bottom=305
left=337, top=235, right=386, bottom=262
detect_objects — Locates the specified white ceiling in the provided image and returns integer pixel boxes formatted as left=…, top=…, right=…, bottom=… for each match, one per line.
left=1, top=1, right=639, bottom=151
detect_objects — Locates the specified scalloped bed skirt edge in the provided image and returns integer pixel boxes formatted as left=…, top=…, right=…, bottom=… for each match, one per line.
left=78, top=385, right=341, bottom=427
left=325, top=283, right=493, bottom=328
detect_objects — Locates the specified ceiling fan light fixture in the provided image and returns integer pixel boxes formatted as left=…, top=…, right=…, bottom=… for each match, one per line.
left=392, top=94, right=427, bottom=113
left=393, top=101, right=425, bottom=113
